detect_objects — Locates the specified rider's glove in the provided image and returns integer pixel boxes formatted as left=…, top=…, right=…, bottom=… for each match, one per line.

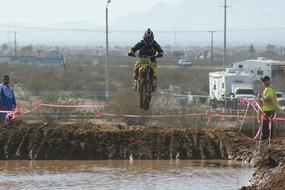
left=128, top=50, right=135, bottom=57
left=155, top=53, right=163, bottom=58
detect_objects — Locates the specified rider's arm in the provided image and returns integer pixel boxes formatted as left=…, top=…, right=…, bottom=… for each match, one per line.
left=128, top=41, right=144, bottom=56
left=133, top=41, right=144, bottom=51
left=153, top=41, right=164, bottom=57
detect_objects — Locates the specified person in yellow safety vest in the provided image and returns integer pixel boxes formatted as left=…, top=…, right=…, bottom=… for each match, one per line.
left=259, top=76, right=279, bottom=140
left=128, top=28, right=164, bottom=91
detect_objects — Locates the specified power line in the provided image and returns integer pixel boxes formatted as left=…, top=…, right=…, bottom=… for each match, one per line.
left=227, top=28, right=285, bottom=32
left=1, top=25, right=285, bottom=33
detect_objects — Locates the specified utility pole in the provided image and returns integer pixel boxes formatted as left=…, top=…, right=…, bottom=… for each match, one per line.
left=220, top=0, right=230, bottom=66
left=56, top=46, right=60, bottom=63
left=105, top=0, right=111, bottom=99
left=12, top=31, right=18, bottom=59
left=209, top=31, right=217, bottom=66
left=56, top=46, right=59, bottom=59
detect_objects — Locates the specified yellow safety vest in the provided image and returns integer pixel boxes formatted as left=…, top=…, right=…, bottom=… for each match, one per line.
left=262, top=85, right=279, bottom=111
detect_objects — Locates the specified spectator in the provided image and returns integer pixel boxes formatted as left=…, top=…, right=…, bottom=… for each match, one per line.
left=0, top=75, right=16, bottom=123
left=259, top=76, right=279, bottom=140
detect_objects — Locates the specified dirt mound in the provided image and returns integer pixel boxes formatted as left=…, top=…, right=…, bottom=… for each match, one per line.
left=242, top=140, right=285, bottom=190
left=0, top=120, right=254, bottom=160
left=0, top=120, right=285, bottom=189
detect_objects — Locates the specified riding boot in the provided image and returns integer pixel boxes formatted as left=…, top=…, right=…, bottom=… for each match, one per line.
left=133, top=80, right=138, bottom=91
left=152, top=76, right=157, bottom=92
left=133, top=70, right=139, bottom=91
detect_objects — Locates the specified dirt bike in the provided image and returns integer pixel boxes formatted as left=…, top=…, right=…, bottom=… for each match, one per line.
left=135, top=56, right=154, bottom=110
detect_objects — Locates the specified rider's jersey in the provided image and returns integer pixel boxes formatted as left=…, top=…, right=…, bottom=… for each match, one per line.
left=130, top=40, right=163, bottom=62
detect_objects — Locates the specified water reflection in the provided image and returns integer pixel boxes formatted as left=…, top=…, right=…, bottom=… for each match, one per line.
left=0, top=160, right=253, bottom=190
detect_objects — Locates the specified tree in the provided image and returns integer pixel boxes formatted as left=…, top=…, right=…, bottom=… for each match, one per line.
left=0, top=43, right=9, bottom=54
left=266, top=44, right=275, bottom=51
left=172, top=50, right=184, bottom=58
left=264, top=44, right=276, bottom=58
left=248, top=44, right=256, bottom=59
left=203, top=50, right=209, bottom=59
left=19, top=45, right=34, bottom=56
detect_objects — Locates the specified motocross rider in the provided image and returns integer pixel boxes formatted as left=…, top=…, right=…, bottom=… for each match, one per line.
left=128, top=28, right=164, bottom=91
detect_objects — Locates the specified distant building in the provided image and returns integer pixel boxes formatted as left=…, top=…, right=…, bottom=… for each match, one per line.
left=233, top=57, right=285, bottom=81
left=18, top=56, right=63, bottom=64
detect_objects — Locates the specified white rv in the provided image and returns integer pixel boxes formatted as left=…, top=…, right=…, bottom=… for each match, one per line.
left=209, top=68, right=254, bottom=101
left=233, top=57, right=285, bottom=81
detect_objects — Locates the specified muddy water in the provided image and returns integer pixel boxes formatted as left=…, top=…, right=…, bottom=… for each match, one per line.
left=0, top=160, right=253, bottom=190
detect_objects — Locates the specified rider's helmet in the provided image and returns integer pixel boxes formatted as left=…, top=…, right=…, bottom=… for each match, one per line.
left=143, top=28, right=154, bottom=45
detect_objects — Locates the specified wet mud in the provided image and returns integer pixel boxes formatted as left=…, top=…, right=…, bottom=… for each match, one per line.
left=0, top=120, right=284, bottom=189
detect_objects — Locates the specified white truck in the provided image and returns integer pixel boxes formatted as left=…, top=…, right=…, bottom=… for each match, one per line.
left=231, top=83, right=255, bottom=99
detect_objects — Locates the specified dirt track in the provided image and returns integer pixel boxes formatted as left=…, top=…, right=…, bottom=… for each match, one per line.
left=0, top=120, right=284, bottom=189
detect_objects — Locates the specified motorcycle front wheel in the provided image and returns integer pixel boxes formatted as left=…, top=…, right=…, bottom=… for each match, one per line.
left=139, top=79, right=151, bottom=110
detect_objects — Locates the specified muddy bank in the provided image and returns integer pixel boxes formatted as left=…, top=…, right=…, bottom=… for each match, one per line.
left=0, top=120, right=254, bottom=160
left=0, top=120, right=284, bottom=189
left=242, top=139, right=285, bottom=190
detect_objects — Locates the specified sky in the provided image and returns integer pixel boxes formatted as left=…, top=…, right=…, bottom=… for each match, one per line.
left=0, top=0, right=284, bottom=46
left=0, top=0, right=185, bottom=26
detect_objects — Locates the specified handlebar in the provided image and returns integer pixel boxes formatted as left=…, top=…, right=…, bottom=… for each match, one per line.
left=128, top=52, right=162, bottom=59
